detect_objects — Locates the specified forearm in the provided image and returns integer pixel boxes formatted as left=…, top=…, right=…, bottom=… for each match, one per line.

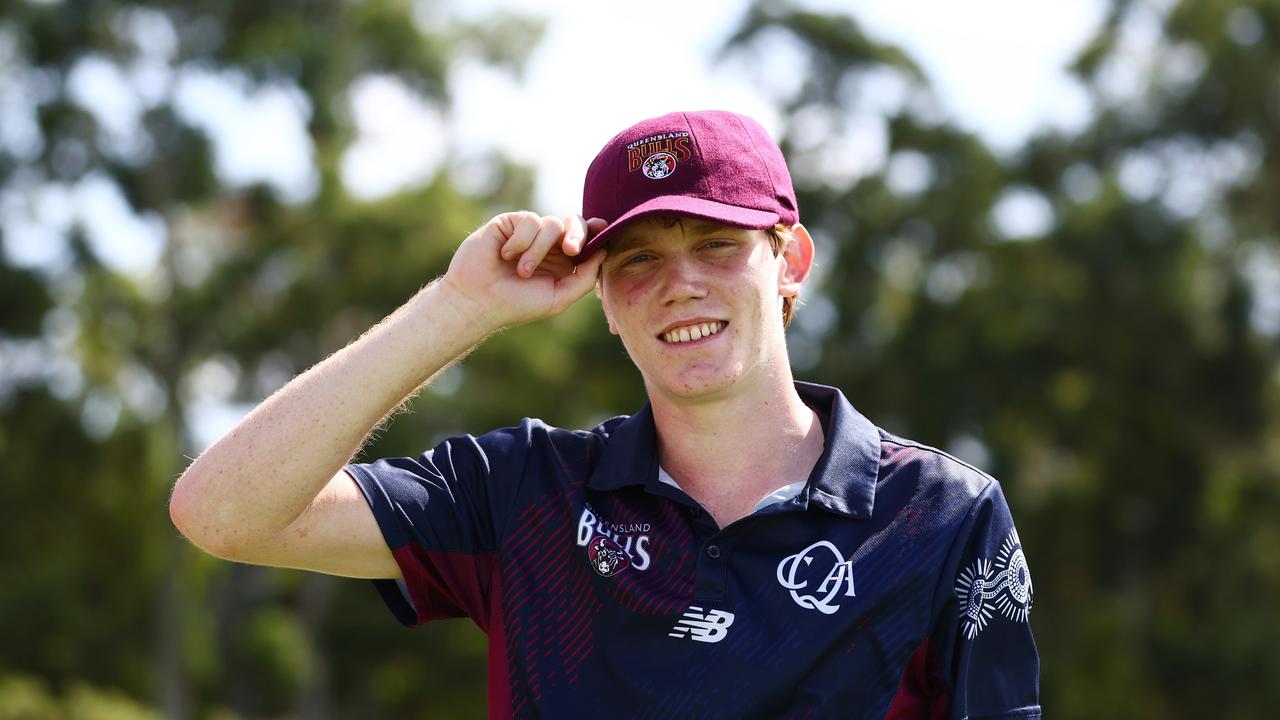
left=170, top=278, right=494, bottom=554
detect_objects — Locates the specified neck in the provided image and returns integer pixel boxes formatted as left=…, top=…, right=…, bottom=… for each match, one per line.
left=648, top=365, right=824, bottom=520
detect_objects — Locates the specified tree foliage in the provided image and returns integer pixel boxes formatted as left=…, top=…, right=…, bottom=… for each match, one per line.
left=1, top=1, right=561, bottom=718
left=3, top=0, right=1279, bottom=718
left=725, top=1, right=1280, bottom=717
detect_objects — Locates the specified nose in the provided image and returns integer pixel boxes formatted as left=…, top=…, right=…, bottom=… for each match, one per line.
left=657, top=254, right=708, bottom=306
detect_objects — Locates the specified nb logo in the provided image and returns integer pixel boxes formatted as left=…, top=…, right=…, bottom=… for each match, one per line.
left=776, top=540, right=856, bottom=615
left=668, top=606, right=735, bottom=643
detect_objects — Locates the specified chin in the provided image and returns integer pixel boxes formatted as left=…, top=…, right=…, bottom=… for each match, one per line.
left=647, top=364, right=745, bottom=401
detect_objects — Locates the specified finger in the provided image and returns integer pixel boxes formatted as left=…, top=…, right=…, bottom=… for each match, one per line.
left=568, top=217, right=611, bottom=263
left=585, top=217, right=608, bottom=239
left=552, top=249, right=607, bottom=312
left=517, top=215, right=565, bottom=278
left=562, top=215, right=587, bottom=256
left=499, top=212, right=541, bottom=262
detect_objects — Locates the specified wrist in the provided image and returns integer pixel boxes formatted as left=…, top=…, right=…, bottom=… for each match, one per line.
left=417, top=277, right=506, bottom=341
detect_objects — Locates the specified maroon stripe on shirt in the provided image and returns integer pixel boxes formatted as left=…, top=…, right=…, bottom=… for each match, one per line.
left=883, top=638, right=950, bottom=720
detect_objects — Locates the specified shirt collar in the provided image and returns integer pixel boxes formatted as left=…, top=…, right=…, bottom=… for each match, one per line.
left=586, top=381, right=880, bottom=519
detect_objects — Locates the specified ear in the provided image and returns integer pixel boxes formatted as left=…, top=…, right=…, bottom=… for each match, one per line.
left=595, top=278, right=620, bottom=335
left=777, top=223, right=815, bottom=298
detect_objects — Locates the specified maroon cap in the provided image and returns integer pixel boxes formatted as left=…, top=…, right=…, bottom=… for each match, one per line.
left=576, top=110, right=798, bottom=260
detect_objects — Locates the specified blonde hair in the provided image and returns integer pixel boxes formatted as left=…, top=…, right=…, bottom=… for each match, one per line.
left=765, top=223, right=798, bottom=328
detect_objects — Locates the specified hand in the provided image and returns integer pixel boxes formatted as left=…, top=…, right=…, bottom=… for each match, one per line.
left=440, top=212, right=608, bottom=330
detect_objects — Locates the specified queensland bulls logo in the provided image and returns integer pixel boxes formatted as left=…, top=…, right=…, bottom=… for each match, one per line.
left=588, top=536, right=630, bottom=577
left=577, top=504, right=652, bottom=573
left=626, top=131, right=692, bottom=180
left=641, top=151, right=676, bottom=179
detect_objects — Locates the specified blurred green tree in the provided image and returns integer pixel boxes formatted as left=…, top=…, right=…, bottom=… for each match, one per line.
left=0, top=1, right=615, bottom=718
left=6, top=0, right=1280, bottom=717
left=725, top=1, right=1280, bottom=718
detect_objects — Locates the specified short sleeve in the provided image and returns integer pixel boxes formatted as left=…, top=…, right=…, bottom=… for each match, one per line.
left=345, top=421, right=536, bottom=631
left=934, top=480, right=1041, bottom=719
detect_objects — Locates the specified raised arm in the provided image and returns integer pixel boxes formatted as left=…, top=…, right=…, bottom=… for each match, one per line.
left=169, top=212, right=607, bottom=578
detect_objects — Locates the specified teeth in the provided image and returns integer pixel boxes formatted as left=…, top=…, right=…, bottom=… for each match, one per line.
left=663, top=322, right=725, bottom=343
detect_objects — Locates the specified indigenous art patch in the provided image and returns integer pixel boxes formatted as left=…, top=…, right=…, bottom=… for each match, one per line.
left=955, top=529, right=1034, bottom=639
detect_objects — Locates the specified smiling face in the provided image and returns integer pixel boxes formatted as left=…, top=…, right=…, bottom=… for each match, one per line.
left=597, top=215, right=813, bottom=404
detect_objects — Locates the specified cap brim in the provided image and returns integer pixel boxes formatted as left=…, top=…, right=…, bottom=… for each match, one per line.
left=572, top=195, right=781, bottom=263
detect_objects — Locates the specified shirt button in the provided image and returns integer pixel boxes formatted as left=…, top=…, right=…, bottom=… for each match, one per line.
left=706, top=544, right=722, bottom=559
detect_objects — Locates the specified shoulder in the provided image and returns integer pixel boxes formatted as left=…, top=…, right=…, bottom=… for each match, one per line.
left=874, top=428, right=999, bottom=507
left=487, top=414, right=631, bottom=444
left=469, top=415, right=614, bottom=442
left=464, top=414, right=633, bottom=464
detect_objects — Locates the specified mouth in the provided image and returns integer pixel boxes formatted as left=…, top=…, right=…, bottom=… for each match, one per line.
left=657, top=321, right=728, bottom=345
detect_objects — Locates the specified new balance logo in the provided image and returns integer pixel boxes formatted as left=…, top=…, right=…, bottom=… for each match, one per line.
left=668, top=606, right=735, bottom=643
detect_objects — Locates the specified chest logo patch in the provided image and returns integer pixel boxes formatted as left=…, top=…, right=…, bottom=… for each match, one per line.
left=777, top=540, right=857, bottom=615
left=954, top=529, right=1034, bottom=639
left=577, top=503, right=652, bottom=573
left=668, top=606, right=735, bottom=643
left=587, top=536, right=630, bottom=577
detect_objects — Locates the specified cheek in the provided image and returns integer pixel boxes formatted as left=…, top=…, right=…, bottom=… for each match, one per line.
left=607, top=275, right=652, bottom=314
left=601, top=282, right=643, bottom=336
left=737, top=267, right=774, bottom=309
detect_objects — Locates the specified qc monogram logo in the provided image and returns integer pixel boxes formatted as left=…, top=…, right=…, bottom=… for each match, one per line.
left=776, top=540, right=857, bottom=615
left=668, top=606, right=735, bottom=643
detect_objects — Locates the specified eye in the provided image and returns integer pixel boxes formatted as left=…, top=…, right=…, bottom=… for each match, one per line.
left=701, top=239, right=736, bottom=251
left=623, top=252, right=655, bottom=266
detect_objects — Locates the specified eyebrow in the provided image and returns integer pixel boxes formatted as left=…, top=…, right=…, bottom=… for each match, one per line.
left=609, top=219, right=739, bottom=254
left=608, top=232, right=648, bottom=256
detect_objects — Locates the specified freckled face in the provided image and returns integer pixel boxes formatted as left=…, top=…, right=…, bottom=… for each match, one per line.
left=598, top=218, right=790, bottom=402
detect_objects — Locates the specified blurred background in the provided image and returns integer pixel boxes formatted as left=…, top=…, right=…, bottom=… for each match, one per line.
left=2, top=0, right=1279, bottom=717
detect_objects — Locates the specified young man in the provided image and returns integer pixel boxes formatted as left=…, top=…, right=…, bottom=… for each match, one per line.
left=171, top=111, right=1040, bottom=718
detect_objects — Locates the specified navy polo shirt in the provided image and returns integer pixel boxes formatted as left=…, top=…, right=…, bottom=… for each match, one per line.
left=347, top=382, right=1040, bottom=719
